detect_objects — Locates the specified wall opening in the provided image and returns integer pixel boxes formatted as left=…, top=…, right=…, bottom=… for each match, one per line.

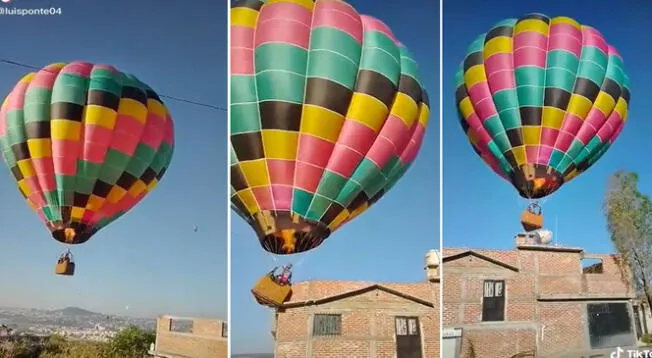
left=582, top=258, right=604, bottom=274
left=170, top=318, right=194, bottom=333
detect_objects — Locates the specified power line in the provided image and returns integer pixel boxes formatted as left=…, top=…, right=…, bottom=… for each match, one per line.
left=0, top=59, right=227, bottom=112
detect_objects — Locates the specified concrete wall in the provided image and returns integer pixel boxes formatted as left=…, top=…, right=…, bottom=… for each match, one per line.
left=442, top=245, right=636, bottom=358
left=151, top=316, right=228, bottom=358
left=274, top=283, right=439, bottom=358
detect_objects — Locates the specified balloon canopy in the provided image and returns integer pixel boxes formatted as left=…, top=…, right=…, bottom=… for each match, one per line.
left=455, top=14, right=630, bottom=199
left=230, top=0, right=430, bottom=255
left=0, top=62, right=175, bottom=244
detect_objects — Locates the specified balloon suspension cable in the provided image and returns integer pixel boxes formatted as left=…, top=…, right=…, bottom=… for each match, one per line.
left=527, top=201, right=542, bottom=216
left=59, top=248, right=73, bottom=261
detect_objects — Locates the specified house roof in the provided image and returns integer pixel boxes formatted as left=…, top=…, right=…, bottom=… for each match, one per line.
left=280, top=280, right=435, bottom=309
left=442, top=248, right=520, bottom=271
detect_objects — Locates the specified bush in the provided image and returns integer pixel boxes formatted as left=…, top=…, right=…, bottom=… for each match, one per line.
left=0, top=326, right=154, bottom=358
left=641, top=333, right=652, bottom=344
left=104, top=325, right=155, bottom=358
left=40, top=335, right=106, bottom=358
left=0, top=336, right=46, bottom=357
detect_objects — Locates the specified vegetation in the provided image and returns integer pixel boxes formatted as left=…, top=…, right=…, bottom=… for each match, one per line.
left=641, top=333, right=652, bottom=344
left=603, top=170, right=652, bottom=309
left=0, top=325, right=155, bottom=358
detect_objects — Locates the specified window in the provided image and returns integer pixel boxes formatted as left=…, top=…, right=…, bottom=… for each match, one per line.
left=313, top=314, right=341, bottom=336
left=395, top=316, right=420, bottom=336
left=482, top=280, right=505, bottom=322
left=582, top=258, right=604, bottom=274
left=221, top=322, right=228, bottom=338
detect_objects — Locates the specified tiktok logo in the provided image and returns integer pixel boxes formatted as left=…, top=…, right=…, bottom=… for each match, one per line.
left=611, top=347, right=652, bottom=358
left=612, top=347, right=624, bottom=358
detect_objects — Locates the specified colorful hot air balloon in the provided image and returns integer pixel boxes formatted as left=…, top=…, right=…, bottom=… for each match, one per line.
left=230, top=0, right=430, bottom=255
left=0, top=62, right=174, bottom=273
left=455, top=14, right=630, bottom=230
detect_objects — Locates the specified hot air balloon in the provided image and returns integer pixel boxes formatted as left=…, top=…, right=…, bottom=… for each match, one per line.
left=455, top=14, right=630, bottom=232
left=230, top=0, right=429, bottom=306
left=0, top=62, right=175, bottom=275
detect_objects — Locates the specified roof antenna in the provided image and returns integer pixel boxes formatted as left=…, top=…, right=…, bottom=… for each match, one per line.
left=554, top=215, right=559, bottom=246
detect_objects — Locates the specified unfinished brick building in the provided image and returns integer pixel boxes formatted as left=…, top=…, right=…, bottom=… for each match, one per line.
left=149, top=316, right=228, bottom=358
left=271, top=250, right=440, bottom=358
left=442, top=234, right=638, bottom=358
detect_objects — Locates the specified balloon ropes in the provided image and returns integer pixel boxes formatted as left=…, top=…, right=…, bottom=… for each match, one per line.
left=230, top=0, right=430, bottom=306
left=0, top=61, right=175, bottom=275
left=454, top=14, right=630, bottom=232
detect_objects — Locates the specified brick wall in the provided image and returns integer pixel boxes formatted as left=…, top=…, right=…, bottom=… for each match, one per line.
left=274, top=282, right=439, bottom=358
left=442, top=245, right=635, bottom=357
left=152, top=316, right=228, bottom=358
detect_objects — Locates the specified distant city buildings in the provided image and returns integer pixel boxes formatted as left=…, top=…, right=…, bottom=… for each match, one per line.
left=0, top=305, right=154, bottom=342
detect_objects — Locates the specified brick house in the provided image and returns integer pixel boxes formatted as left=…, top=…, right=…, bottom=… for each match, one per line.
left=149, top=316, right=228, bottom=358
left=271, top=250, right=440, bottom=358
left=441, top=234, right=638, bottom=358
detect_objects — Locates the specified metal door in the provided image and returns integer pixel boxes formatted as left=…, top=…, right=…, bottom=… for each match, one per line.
left=587, top=302, right=636, bottom=349
left=395, top=316, right=423, bottom=358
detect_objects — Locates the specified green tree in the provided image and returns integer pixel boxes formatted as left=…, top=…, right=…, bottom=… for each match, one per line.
left=603, top=170, right=652, bottom=309
left=104, top=325, right=155, bottom=358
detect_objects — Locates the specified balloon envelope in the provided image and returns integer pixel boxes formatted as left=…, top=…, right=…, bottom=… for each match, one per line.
left=0, top=62, right=175, bottom=244
left=455, top=14, right=630, bottom=199
left=230, top=0, right=430, bottom=254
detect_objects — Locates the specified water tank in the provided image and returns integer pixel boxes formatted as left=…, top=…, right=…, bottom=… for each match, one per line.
left=536, top=229, right=553, bottom=244
left=425, top=249, right=440, bottom=268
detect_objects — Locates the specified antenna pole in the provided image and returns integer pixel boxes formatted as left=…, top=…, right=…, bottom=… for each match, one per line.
left=554, top=216, right=558, bottom=246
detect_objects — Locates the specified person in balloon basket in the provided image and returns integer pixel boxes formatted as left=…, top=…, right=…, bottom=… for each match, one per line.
left=57, top=250, right=72, bottom=264
left=269, top=264, right=293, bottom=286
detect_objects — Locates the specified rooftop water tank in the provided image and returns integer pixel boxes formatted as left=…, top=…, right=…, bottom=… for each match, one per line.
left=535, top=229, right=553, bottom=244
left=425, top=249, right=440, bottom=268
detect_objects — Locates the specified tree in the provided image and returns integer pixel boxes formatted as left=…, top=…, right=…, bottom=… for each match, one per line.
left=104, top=325, right=155, bottom=358
left=603, top=170, right=652, bottom=309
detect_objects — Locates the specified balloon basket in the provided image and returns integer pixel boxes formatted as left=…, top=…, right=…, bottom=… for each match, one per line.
left=251, top=273, right=292, bottom=307
left=520, top=209, right=543, bottom=232
left=55, top=259, right=75, bottom=276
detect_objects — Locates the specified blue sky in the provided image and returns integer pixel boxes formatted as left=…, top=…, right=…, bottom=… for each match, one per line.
left=230, top=0, right=440, bottom=354
left=0, top=0, right=227, bottom=319
left=443, top=0, right=652, bottom=253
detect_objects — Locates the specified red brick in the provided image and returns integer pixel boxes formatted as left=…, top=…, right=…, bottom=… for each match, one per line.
left=442, top=245, right=636, bottom=357
left=273, top=279, right=439, bottom=358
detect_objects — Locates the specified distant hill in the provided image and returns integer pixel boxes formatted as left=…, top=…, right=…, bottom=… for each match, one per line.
left=51, top=307, right=101, bottom=317
left=231, top=354, right=273, bottom=358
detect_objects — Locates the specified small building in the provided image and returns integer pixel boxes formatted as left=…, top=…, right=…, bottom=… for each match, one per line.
left=272, top=250, right=440, bottom=358
left=148, top=316, right=228, bottom=358
left=442, top=234, right=638, bottom=358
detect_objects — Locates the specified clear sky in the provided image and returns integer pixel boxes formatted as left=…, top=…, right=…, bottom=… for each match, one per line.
left=443, top=1, right=652, bottom=253
left=230, top=0, right=440, bottom=354
left=0, top=0, right=227, bottom=319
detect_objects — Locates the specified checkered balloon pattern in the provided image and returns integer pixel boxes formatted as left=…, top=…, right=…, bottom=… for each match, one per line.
left=230, top=0, right=430, bottom=255
left=455, top=14, right=630, bottom=199
left=0, top=62, right=175, bottom=245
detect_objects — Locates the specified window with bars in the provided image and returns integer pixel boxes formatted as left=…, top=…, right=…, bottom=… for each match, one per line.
left=312, top=314, right=342, bottom=336
left=395, top=316, right=420, bottom=336
left=482, top=280, right=505, bottom=322
left=395, top=316, right=423, bottom=358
